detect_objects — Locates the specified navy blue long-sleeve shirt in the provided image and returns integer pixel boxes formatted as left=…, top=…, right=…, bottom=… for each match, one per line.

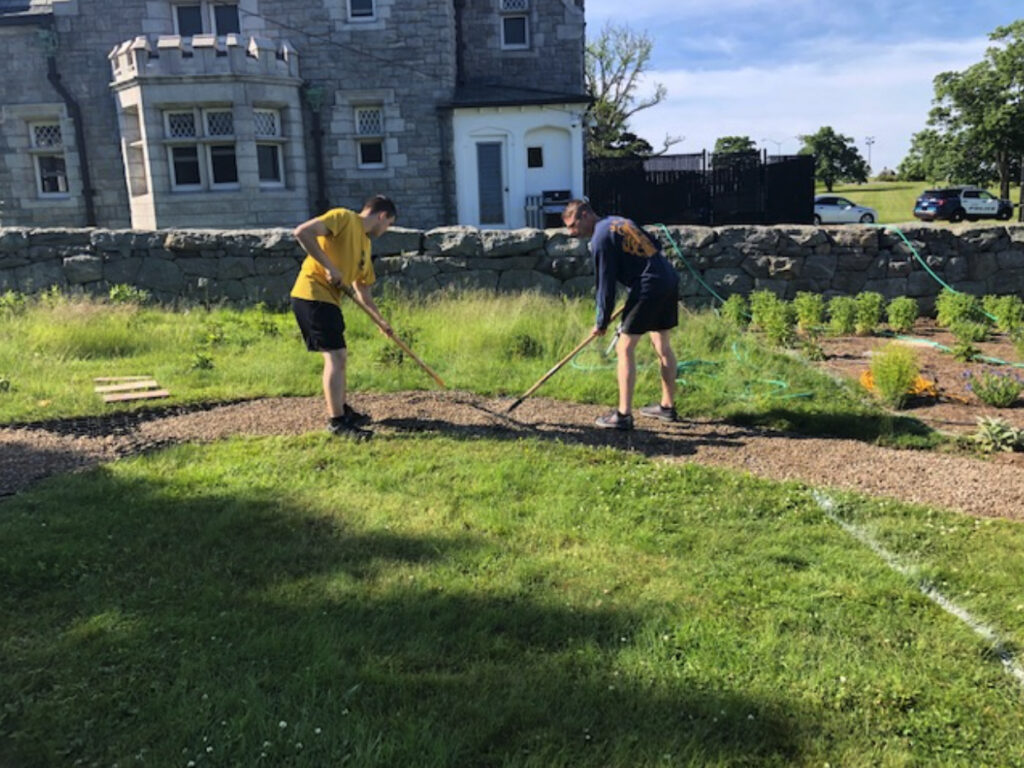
left=590, top=216, right=676, bottom=330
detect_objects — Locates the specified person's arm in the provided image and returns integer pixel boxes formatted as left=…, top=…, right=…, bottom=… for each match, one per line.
left=592, top=232, right=617, bottom=333
left=293, top=216, right=342, bottom=286
left=352, top=281, right=393, bottom=336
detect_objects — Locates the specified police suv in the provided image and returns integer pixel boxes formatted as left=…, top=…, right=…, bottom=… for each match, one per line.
left=913, top=186, right=1014, bottom=222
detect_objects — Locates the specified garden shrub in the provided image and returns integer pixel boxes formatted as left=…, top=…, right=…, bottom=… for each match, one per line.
left=108, top=284, right=151, bottom=305
left=0, top=290, right=27, bottom=316
left=828, top=296, right=857, bottom=336
left=886, top=296, right=918, bottom=334
left=870, top=343, right=920, bottom=408
left=971, top=416, right=1023, bottom=453
left=793, top=292, right=825, bottom=332
left=983, top=295, right=1024, bottom=334
left=761, top=300, right=797, bottom=348
left=935, top=288, right=984, bottom=328
left=964, top=369, right=1024, bottom=408
left=720, top=294, right=749, bottom=329
left=748, top=290, right=780, bottom=330
left=855, top=292, right=885, bottom=335
left=950, top=320, right=989, bottom=344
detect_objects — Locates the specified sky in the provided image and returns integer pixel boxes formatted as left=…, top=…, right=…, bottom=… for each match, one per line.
left=583, top=0, right=1022, bottom=173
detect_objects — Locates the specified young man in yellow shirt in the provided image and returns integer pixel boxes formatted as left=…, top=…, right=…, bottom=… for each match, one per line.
left=290, top=195, right=397, bottom=439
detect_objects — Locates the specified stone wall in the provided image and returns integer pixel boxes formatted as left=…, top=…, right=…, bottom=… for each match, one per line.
left=2, top=223, right=1024, bottom=308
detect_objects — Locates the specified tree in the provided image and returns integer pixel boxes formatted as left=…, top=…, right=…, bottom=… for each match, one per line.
left=713, top=136, right=757, bottom=154
left=905, top=20, right=1024, bottom=197
left=585, top=23, right=682, bottom=158
left=797, top=126, right=869, bottom=191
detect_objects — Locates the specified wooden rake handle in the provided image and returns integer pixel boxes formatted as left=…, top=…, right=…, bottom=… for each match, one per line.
left=339, top=284, right=447, bottom=389
left=506, top=304, right=625, bottom=413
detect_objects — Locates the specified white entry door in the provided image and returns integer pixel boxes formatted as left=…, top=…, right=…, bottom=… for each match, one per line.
left=476, top=140, right=506, bottom=226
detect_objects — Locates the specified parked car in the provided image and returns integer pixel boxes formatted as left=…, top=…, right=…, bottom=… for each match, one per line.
left=913, top=186, right=1014, bottom=222
left=813, top=195, right=877, bottom=225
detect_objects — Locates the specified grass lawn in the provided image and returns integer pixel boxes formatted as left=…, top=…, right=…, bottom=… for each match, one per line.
left=3, top=435, right=1024, bottom=766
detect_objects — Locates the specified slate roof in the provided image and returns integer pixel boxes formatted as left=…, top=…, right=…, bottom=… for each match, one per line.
left=448, top=84, right=591, bottom=109
left=0, top=0, right=51, bottom=17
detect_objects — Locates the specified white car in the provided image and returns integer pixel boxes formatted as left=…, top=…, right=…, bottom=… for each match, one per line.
left=813, top=195, right=877, bottom=225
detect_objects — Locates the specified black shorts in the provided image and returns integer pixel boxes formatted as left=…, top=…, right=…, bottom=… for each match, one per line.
left=620, top=280, right=679, bottom=335
left=292, top=297, right=346, bottom=351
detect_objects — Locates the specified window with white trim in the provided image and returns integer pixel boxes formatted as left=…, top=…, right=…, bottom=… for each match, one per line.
left=172, top=2, right=239, bottom=36
left=348, top=0, right=374, bottom=21
left=29, top=121, right=69, bottom=197
left=499, top=0, right=529, bottom=50
left=254, top=108, right=285, bottom=186
left=354, top=105, right=385, bottom=169
left=163, top=107, right=238, bottom=190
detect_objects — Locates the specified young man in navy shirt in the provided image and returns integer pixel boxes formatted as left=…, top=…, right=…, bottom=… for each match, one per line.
left=562, top=199, right=680, bottom=430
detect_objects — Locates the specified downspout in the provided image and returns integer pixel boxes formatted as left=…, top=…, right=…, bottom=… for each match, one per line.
left=302, top=83, right=329, bottom=214
left=40, top=22, right=96, bottom=225
left=437, top=0, right=464, bottom=225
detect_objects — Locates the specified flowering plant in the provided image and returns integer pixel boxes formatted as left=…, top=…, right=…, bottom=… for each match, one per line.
left=963, top=369, right=1024, bottom=408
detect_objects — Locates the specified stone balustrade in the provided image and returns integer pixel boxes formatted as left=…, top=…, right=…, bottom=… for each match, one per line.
left=109, top=34, right=300, bottom=84
left=2, top=223, right=1024, bottom=309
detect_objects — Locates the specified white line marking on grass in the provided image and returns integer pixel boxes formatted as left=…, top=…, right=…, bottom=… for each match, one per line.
left=813, top=490, right=1024, bottom=688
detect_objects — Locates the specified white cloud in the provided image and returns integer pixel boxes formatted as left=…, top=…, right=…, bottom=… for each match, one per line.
left=629, top=36, right=990, bottom=171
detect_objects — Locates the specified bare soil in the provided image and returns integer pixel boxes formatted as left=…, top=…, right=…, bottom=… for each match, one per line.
left=2, top=387, right=1022, bottom=521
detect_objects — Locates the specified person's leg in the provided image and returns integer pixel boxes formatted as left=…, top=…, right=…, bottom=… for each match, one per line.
left=322, top=348, right=347, bottom=418
left=649, top=330, right=677, bottom=408
left=616, top=333, right=642, bottom=414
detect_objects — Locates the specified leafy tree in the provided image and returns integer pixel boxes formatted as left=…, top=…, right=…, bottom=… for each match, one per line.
left=713, top=136, right=757, bottom=154
left=797, top=126, right=869, bottom=191
left=585, top=23, right=682, bottom=158
left=904, top=21, right=1024, bottom=197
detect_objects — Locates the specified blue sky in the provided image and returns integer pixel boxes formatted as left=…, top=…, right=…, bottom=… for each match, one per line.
left=583, top=0, right=1022, bottom=172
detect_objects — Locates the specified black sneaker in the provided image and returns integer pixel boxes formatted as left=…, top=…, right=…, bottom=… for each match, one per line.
left=328, top=413, right=373, bottom=441
left=344, top=402, right=371, bottom=426
left=639, top=403, right=678, bottom=422
left=595, top=410, right=634, bottom=430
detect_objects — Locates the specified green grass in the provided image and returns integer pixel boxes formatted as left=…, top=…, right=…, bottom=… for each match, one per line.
left=820, top=181, right=1023, bottom=225
left=0, top=291, right=923, bottom=446
left=3, top=435, right=1024, bottom=766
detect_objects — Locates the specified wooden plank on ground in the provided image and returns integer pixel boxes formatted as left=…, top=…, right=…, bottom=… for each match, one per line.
left=102, top=389, right=170, bottom=403
left=94, top=380, right=160, bottom=393
left=93, top=376, right=153, bottom=382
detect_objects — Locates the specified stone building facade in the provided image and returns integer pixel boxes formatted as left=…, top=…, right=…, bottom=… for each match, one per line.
left=0, top=0, right=588, bottom=231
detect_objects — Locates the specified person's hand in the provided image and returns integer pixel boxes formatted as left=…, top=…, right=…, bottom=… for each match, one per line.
left=378, top=319, right=394, bottom=337
left=593, top=326, right=607, bottom=337
left=326, top=267, right=343, bottom=287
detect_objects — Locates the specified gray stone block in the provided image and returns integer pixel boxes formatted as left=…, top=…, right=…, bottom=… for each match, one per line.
left=705, top=268, right=753, bottom=297
left=104, top=256, right=142, bottom=285
left=29, top=228, right=93, bottom=247
left=803, top=254, right=837, bottom=282
left=864, top=278, right=908, bottom=299
left=255, top=256, right=301, bottom=276
left=164, top=230, right=226, bottom=252
left=753, top=278, right=790, bottom=298
left=544, top=231, right=588, bottom=258
left=888, top=260, right=912, bottom=277
left=562, top=275, right=594, bottom=297
left=995, top=249, right=1024, bottom=270
left=217, top=256, right=256, bottom=280
left=651, top=225, right=715, bottom=252
left=968, top=253, right=998, bottom=282
left=137, top=257, right=184, bottom=292
left=63, top=254, right=104, bottom=284
left=178, top=258, right=221, bottom=278
left=481, top=228, right=544, bottom=257
left=830, top=227, right=879, bottom=251
left=945, top=256, right=968, bottom=283
left=373, top=227, right=423, bottom=257
left=907, top=271, right=941, bottom=297
left=424, top=226, right=482, bottom=257
left=90, top=229, right=136, bottom=251
left=15, top=260, right=64, bottom=293
left=0, top=229, right=29, bottom=252
left=497, top=270, right=561, bottom=293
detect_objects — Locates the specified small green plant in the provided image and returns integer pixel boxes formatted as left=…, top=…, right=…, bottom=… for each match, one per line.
left=1013, top=327, right=1024, bottom=360
left=761, top=300, right=797, bottom=348
left=983, top=294, right=1024, bottom=334
left=0, top=375, right=10, bottom=393
left=870, top=343, right=920, bottom=409
left=854, top=292, right=885, bottom=336
left=793, top=292, right=825, bottom=332
left=190, top=351, right=214, bottom=370
left=720, top=294, right=749, bottom=329
left=970, top=416, right=1023, bottom=453
left=748, top=290, right=780, bottom=330
left=886, top=296, right=918, bottom=334
left=935, top=288, right=984, bottom=328
left=951, top=339, right=980, bottom=363
left=800, top=331, right=826, bottom=362
left=108, top=283, right=151, bottom=305
left=0, top=290, right=27, bottom=315
left=950, top=320, right=989, bottom=344
left=964, top=369, right=1024, bottom=408
left=500, top=330, right=544, bottom=359
left=828, top=296, right=857, bottom=336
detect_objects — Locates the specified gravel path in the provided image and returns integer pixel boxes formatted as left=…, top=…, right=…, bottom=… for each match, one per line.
left=2, top=391, right=1021, bottom=520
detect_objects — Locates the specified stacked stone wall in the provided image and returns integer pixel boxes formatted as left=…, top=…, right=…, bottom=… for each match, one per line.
left=2, top=223, right=1023, bottom=309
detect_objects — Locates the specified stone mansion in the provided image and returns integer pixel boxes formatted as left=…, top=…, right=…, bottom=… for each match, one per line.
left=0, top=0, right=589, bottom=230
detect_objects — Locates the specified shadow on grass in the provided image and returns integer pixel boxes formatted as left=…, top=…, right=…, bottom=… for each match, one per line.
left=1, top=469, right=816, bottom=766
left=726, top=407, right=944, bottom=449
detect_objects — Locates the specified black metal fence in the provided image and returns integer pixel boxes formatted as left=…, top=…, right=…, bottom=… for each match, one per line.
left=585, top=151, right=814, bottom=226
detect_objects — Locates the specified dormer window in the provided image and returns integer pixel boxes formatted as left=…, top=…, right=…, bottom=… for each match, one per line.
left=499, top=0, right=529, bottom=50
left=172, top=2, right=240, bottom=37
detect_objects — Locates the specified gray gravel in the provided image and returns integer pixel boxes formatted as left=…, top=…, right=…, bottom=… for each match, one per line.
left=2, top=392, right=1021, bottom=519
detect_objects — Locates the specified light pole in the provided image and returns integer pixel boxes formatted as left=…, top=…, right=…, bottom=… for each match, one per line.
left=865, top=136, right=876, bottom=177
left=761, top=137, right=783, bottom=155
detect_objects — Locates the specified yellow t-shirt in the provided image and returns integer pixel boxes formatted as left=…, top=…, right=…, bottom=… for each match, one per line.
left=290, top=208, right=376, bottom=305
